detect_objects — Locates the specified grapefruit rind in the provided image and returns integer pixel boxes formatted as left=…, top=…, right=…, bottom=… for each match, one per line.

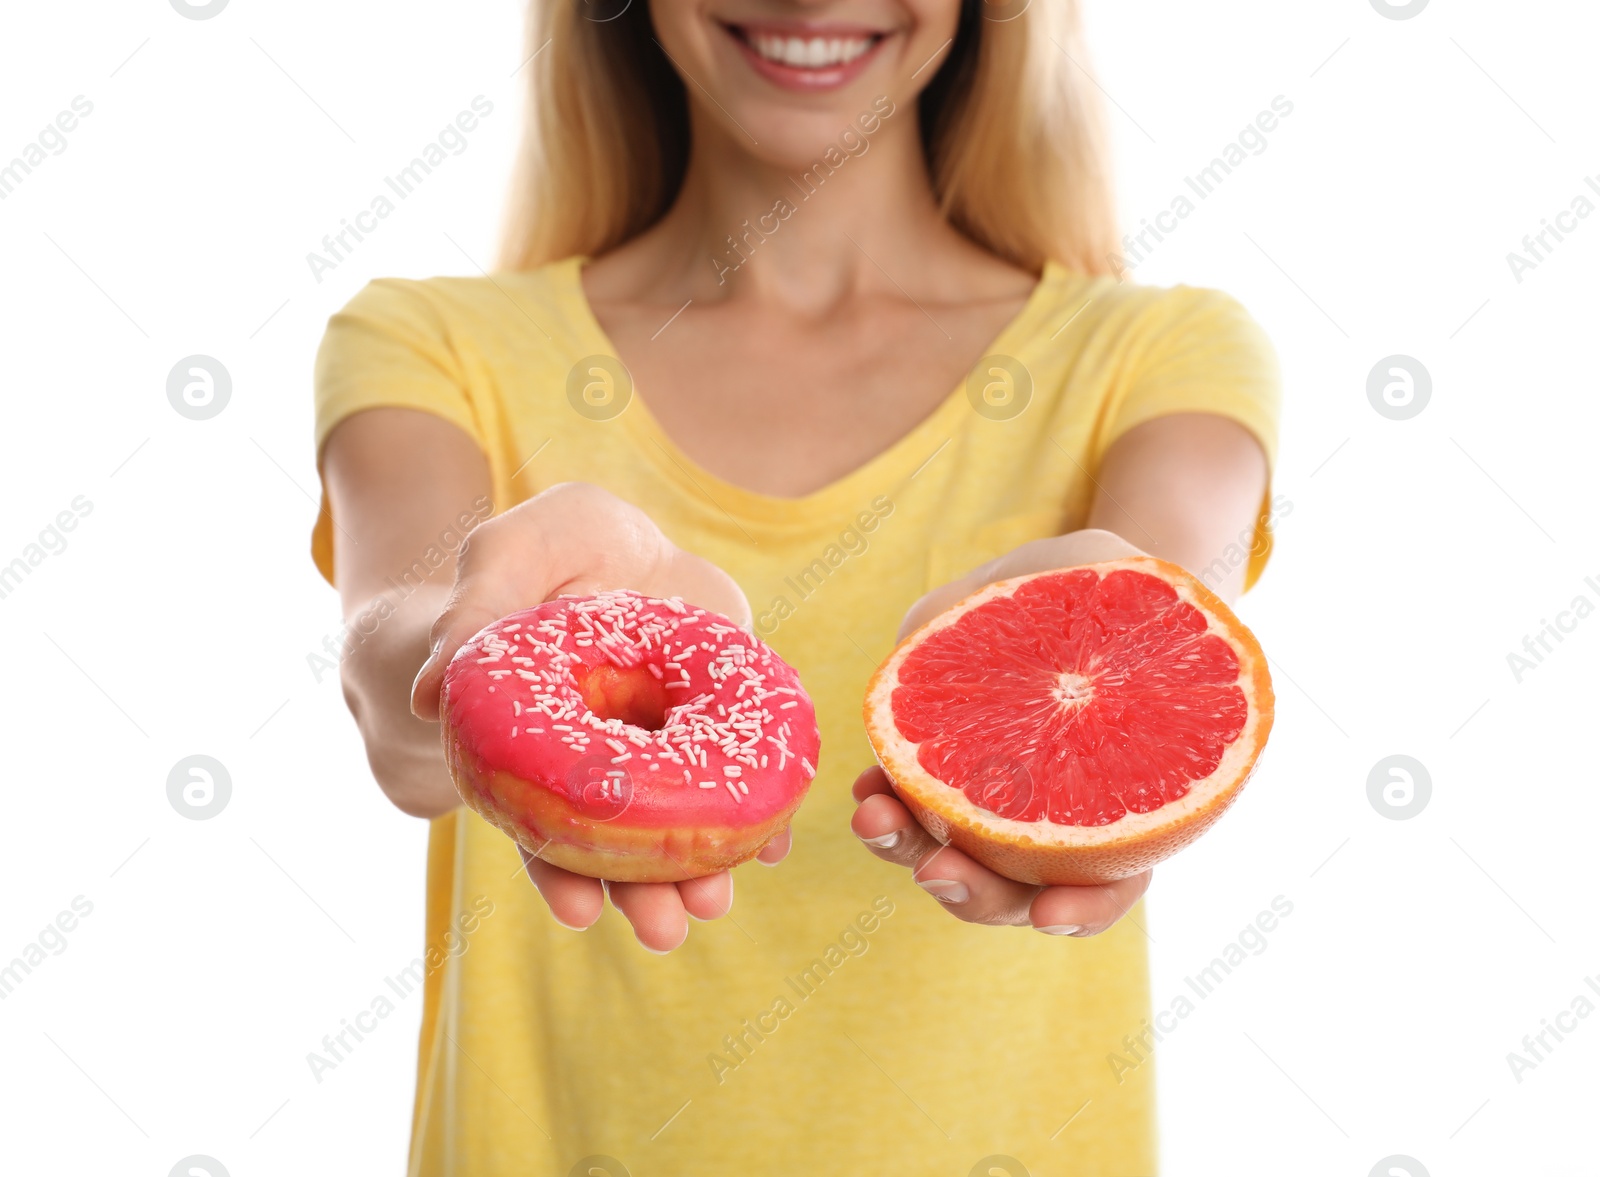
left=863, top=557, right=1273, bottom=887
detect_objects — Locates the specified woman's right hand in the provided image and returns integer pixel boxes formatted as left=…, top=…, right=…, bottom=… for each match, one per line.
left=409, top=480, right=784, bottom=952
left=850, top=530, right=1156, bottom=937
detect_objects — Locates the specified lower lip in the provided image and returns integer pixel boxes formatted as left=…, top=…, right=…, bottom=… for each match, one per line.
left=725, top=27, right=886, bottom=93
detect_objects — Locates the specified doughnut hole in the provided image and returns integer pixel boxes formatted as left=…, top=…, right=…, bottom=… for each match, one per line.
left=574, top=664, right=669, bottom=732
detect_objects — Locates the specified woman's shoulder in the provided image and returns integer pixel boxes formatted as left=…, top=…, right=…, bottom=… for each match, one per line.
left=1020, top=264, right=1280, bottom=457
left=1034, top=263, right=1266, bottom=343
left=1022, top=264, right=1277, bottom=392
left=322, top=256, right=594, bottom=355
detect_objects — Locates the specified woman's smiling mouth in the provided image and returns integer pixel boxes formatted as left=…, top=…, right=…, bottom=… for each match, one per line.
left=720, top=20, right=891, bottom=91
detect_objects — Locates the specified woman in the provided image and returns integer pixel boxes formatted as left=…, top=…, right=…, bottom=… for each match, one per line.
left=312, top=0, right=1279, bottom=1170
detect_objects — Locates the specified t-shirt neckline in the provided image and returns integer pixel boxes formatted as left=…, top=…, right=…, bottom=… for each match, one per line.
left=557, top=254, right=1068, bottom=530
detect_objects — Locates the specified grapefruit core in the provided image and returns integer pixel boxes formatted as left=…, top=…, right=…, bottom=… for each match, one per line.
left=864, top=558, right=1272, bottom=886
left=442, top=591, right=821, bottom=883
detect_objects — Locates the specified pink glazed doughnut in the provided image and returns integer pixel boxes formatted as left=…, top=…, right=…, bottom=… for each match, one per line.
left=441, top=590, right=821, bottom=882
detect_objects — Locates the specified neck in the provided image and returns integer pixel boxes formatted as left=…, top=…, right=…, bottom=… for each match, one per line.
left=622, top=101, right=975, bottom=313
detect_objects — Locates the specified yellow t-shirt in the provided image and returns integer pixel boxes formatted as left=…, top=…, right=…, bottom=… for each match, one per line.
left=311, top=256, right=1280, bottom=1176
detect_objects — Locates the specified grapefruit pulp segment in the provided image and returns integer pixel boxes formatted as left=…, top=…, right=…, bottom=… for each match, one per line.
left=863, top=558, right=1273, bottom=886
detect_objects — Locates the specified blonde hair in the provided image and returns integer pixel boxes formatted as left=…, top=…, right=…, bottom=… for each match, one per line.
left=498, top=0, right=1119, bottom=276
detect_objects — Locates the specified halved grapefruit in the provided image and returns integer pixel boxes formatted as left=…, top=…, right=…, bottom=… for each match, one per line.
left=864, top=558, right=1272, bottom=886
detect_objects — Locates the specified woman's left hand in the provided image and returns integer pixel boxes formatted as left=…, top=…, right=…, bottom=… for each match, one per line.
left=849, top=528, right=1156, bottom=936
left=850, top=767, right=1151, bottom=934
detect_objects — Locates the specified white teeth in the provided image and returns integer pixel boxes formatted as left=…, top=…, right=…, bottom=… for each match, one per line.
left=747, top=31, right=874, bottom=68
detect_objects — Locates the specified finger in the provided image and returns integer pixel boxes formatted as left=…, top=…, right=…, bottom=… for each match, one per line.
left=537, top=484, right=751, bottom=626
left=521, top=848, right=605, bottom=931
left=849, top=765, right=1138, bottom=926
left=660, top=547, right=754, bottom=630
left=410, top=521, right=541, bottom=719
left=896, top=529, right=1148, bottom=641
left=1029, top=870, right=1154, bottom=937
left=606, top=880, right=690, bottom=953
left=412, top=488, right=752, bottom=717
left=850, top=765, right=893, bottom=803
left=850, top=789, right=946, bottom=866
left=561, top=545, right=752, bottom=631
left=906, top=843, right=1041, bottom=926
left=676, top=870, right=734, bottom=921
left=754, top=825, right=792, bottom=866
left=411, top=487, right=650, bottom=718
left=897, top=578, right=985, bottom=643
left=410, top=591, right=505, bottom=720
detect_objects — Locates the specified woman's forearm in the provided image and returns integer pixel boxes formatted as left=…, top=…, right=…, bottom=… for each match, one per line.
left=1088, top=413, right=1270, bottom=604
left=339, top=586, right=461, bottom=818
left=322, top=409, right=498, bottom=819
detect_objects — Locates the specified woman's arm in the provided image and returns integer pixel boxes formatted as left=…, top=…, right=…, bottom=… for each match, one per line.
left=324, top=406, right=493, bottom=819
left=1085, top=412, right=1269, bottom=605
left=851, top=413, right=1270, bottom=933
left=323, top=407, right=779, bottom=951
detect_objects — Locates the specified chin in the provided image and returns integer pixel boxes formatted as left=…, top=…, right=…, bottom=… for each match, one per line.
left=731, top=104, right=898, bottom=172
left=658, top=7, right=935, bottom=158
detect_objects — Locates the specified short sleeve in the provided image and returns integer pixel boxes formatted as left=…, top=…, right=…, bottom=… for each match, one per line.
left=1100, top=287, right=1283, bottom=591
left=310, top=279, right=485, bottom=586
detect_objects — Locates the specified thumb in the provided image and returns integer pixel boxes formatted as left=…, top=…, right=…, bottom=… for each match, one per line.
left=410, top=588, right=506, bottom=721
left=660, top=547, right=754, bottom=631
left=898, top=529, right=1147, bottom=641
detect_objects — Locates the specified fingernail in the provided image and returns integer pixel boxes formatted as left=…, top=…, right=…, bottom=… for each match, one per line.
left=861, top=831, right=902, bottom=849
left=551, top=915, right=589, bottom=932
left=421, top=637, right=444, bottom=672
left=640, top=942, right=672, bottom=955
left=917, top=879, right=969, bottom=904
left=1037, top=924, right=1085, bottom=936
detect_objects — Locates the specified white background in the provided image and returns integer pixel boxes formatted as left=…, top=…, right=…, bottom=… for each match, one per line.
left=1, top=1, right=1594, bottom=1174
